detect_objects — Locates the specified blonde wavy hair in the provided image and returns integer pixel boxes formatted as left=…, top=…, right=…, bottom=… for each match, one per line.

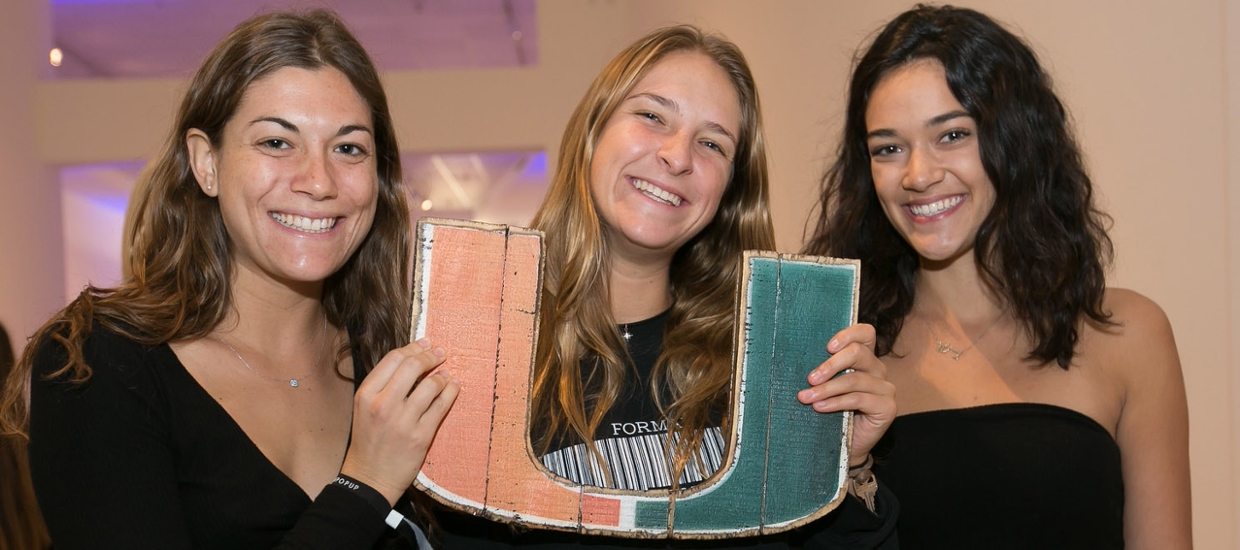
left=529, top=25, right=774, bottom=487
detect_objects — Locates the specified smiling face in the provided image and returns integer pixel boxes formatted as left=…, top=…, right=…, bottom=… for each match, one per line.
left=588, top=50, right=742, bottom=265
left=187, top=66, right=379, bottom=289
left=865, top=59, right=996, bottom=265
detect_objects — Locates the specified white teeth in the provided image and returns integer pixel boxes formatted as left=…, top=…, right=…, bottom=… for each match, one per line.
left=631, top=179, right=682, bottom=206
left=909, top=196, right=963, bottom=217
left=270, top=212, right=337, bottom=233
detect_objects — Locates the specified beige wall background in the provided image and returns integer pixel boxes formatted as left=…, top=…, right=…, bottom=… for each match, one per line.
left=1, top=0, right=1234, bottom=546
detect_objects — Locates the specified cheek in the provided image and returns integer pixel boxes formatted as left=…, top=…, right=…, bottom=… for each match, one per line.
left=701, top=155, right=733, bottom=197
left=587, top=152, right=607, bottom=194
left=588, top=130, right=616, bottom=179
left=704, top=175, right=728, bottom=207
left=591, top=119, right=625, bottom=160
left=870, top=160, right=898, bottom=186
left=870, top=172, right=895, bottom=203
left=870, top=177, right=905, bottom=224
left=359, top=185, right=380, bottom=227
left=342, top=173, right=380, bottom=238
left=348, top=166, right=381, bottom=202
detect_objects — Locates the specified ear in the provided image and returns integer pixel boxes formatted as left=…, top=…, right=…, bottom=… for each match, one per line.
left=186, top=128, right=219, bottom=197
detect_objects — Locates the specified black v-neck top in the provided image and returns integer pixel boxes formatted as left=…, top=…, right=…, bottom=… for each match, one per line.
left=27, top=323, right=409, bottom=549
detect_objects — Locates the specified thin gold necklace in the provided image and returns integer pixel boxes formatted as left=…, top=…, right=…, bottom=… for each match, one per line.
left=214, top=313, right=328, bottom=388
left=913, top=302, right=1005, bottom=361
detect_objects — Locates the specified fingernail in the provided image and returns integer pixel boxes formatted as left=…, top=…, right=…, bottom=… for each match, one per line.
left=827, top=339, right=840, bottom=353
left=416, top=338, right=431, bottom=349
left=433, top=347, right=446, bottom=357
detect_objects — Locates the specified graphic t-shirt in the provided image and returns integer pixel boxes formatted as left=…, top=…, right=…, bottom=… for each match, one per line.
left=536, top=311, right=725, bottom=491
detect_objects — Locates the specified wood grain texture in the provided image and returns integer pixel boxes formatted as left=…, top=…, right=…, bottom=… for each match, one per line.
left=411, top=220, right=859, bottom=539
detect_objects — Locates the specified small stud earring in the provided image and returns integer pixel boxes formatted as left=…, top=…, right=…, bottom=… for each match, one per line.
left=206, top=184, right=212, bottom=191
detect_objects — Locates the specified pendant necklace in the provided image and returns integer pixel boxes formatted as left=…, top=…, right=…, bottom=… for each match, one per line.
left=913, top=301, right=1005, bottom=361
left=621, top=324, right=632, bottom=341
left=215, top=313, right=328, bottom=388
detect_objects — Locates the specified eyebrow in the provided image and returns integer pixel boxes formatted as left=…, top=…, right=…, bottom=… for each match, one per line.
left=630, top=92, right=738, bottom=146
left=926, top=110, right=971, bottom=127
left=866, top=110, right=973, bottom=140
left=249, top=117, right=374, bottom=137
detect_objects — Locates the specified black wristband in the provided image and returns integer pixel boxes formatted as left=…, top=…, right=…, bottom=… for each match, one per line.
left=849, top=453, right=874, bottom=472
left=331, top=474, right=392, bottom=516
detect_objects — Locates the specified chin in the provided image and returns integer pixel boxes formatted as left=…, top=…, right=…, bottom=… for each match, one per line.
left=621, top=228, right=682, bottom=249
left=914, top=245, right=973, bottom=265
left=280, top=260, right=352, bottom=283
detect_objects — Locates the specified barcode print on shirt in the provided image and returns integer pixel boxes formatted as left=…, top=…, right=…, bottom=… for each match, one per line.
left=539, top=427, right=726, bottom=491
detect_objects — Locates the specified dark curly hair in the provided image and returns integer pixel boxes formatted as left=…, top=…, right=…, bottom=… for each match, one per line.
left=803, top=4, right=1113, bottom=369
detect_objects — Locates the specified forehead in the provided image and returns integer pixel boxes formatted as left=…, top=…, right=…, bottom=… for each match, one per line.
left=865, top=59, right=965, bottom=127
left=231, top=66, right=372, bottom=125
left=629, top=51, right=742, bottom=134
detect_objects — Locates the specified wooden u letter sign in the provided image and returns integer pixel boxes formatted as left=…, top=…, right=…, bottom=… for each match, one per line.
left=410, top=218, right=860, bottom=538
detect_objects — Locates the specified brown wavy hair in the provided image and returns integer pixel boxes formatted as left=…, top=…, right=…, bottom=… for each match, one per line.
left=0, top=322, right=50, bottom=550
left=529, top=25, right=774, bottom=486
left=0, top=9, right=410, bottom=436
left=803, top=5, right=1112, bottom=369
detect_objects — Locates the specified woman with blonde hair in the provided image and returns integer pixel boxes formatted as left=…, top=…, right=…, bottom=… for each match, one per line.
left=437, top=24, right=898, bottom=548
left=2, top=10, right=456, bottom=549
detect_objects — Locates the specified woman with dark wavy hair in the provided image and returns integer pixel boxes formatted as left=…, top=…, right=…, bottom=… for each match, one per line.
left=0, top=10, right=456, bottom=549
left=804, top=4, right=1190, bottom=548
left=437, top=24, right=898, bottom=548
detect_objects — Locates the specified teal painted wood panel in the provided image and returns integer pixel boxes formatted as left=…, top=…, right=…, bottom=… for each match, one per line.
left=669, top=252, right=857, bottom=536
left=761, top=258, right=855, bottom=528
left=666, top=254, right=779, bottom=535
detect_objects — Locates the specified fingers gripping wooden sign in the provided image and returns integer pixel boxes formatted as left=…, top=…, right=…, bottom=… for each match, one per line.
left=410, top=218, right=860, bottom=539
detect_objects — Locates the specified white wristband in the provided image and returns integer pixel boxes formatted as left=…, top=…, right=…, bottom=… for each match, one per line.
left=385, top=508, right=405, bottom=529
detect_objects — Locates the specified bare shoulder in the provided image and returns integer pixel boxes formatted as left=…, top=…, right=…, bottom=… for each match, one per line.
left=1086, top=288, right=1182, bottom=391
left=1092, top=294, right=1191, bottom=548
left=1097, top=288, right=1175, bottom=346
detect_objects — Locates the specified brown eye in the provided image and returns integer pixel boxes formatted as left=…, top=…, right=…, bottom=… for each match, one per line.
left=940, top=129, right=971, bottom=143
left=870, top=144, right=900, bottom=157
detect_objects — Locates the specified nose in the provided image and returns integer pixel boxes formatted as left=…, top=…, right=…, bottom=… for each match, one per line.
left=902, top=146, right=944, bottom=192
left=292, top=148, right=338, bottom=200
left=659, top=131, right=694, bottom=176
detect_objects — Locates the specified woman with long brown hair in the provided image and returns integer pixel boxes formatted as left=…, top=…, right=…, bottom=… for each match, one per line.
left=0, top=321, right=51, bottom=550
left=1, top=10, right=456, bottom=549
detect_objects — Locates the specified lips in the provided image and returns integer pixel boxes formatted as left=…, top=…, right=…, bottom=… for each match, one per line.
left=270, top=212, right=338, bottom=233
left=631, top=178, right=683, bottom=206
left=907, top=195, right=963, bottom=218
